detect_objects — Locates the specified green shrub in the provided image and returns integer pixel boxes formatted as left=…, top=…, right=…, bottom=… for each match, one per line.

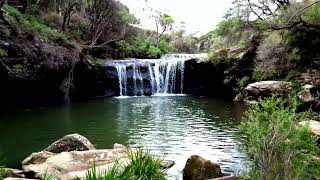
left=0, top=153, right=7, bottom=179
left=122, top=148, right=166, bottom=180
left=3, top=5, right=70, bottom=44
left=12, top=64, right=30, bottom=78
left=0, top=48, right=8, bottom=57
left=238, top=76, right=250, bottom=90
left=237, top=96, right=319, bottom=179
left=83, top=147, right=166, bottom=180
left=252, top=65, right=278, bottom=81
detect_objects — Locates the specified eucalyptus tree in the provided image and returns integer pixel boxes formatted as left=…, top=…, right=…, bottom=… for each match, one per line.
left=227, top=0, right=320, bottom=30
left=155, top=12, right=174, bottom=47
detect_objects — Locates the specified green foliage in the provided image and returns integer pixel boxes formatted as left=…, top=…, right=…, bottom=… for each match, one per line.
left=237, top=97, right=319, bottom=179
left=0, top=153, right=7, bottom=180
left=252, top=65, right=278, bottom=82
left=122, top=148, right=166, bottom=180
left=286, top=27, right=320, bottom=67
left=12, top=64, right=30, bottom=78
left=207, top=49, right=230, bottom=65
left=84, top=161, right=123, bottom=180
left=238, top=76, right=250, bottom=90
left=284, top=70, right=300, bottom=82
left=43, top=169, right=56, bottom=180
left=83, top=147, right=166, bottom=180
left=3, top=5, right=69, bottom=44
left=0, top=48, right=8, bottom=57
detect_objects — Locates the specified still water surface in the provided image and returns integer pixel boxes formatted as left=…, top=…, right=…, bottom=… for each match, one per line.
left=0, top=96, right=246, bottom=179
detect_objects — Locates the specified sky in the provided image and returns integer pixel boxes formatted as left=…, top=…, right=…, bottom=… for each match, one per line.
left=119, top=0, right=233, bottom=35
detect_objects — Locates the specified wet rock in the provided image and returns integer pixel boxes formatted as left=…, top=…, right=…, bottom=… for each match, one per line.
left=113, top=143, right=126, bottom=150
left=160, top=160, right=175, bottom=169
left=244, top=81, right=292, bottom=99
left=183, top=155, right=222, bottom=180
left=44, top=133, right=96, bottom=153
left=233, top=93, right=243, bottom=102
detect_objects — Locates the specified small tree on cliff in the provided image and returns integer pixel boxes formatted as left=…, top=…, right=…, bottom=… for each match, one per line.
left=155, top=12, right=174, bottom=48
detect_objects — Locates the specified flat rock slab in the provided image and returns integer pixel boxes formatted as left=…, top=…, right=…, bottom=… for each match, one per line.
left=22, top=148, right=128, bottom=179
left=244, top=81, right=292, bottom=98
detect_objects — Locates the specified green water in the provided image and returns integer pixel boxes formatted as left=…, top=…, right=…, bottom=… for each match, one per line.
left=0, top=96, right=246, bottom=179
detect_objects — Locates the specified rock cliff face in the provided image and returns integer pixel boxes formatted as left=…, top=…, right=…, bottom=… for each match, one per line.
left=0, top=24, right=111, bottom=108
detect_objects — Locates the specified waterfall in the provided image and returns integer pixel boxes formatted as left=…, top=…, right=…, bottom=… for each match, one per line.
left=107, top=54, right=203, bottom=96
left=115, top=65, right=127, bottom=96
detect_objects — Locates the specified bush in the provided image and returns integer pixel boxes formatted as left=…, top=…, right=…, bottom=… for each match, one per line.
left=0, top=48, right=8, bottom=57
left=83, top=147, right=166, bottom=180
left=237, top=97, right=319, bottom=179
left=252, top=65, right=278, bottom=81
left=3, top=5, right=70, bottom=44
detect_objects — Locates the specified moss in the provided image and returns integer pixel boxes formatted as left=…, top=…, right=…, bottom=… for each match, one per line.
left=3, top=5, right=70, bottom=45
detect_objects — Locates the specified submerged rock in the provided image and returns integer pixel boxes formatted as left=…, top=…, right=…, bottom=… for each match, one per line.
left=44, top=133, right=96, bottom=153
left=183, top=155, right=222, bottom=180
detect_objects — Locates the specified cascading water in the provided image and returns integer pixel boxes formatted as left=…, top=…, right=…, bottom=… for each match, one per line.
left=106, top=54, right=205, bottom=96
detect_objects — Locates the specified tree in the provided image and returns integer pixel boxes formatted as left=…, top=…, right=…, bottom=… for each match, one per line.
left=227, top=0, right=320, bottom=30
left=56, top=0, right=83, bottom=32
left=155, top=12, right=174, bottom=47
left=85, top=0, right=137, bottom=48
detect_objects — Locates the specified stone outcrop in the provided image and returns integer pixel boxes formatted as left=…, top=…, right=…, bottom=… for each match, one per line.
left=43, top=133, right=96, bottom=153
left=244, top=81, right=292, bottom=99
left=298, top=84, right=320, bottom=111
left=22, top=148, right=128, bottom=179
left=183, top=155, right=222, bottom=180
left=12, top=134, right=175, bottom=180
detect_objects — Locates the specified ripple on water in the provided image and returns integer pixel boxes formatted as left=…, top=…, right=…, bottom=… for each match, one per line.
left=0, top=96, right=246, bottom=180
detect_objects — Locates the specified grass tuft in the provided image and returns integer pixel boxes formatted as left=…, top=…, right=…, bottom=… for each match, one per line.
left=83, top=147, right=166, bottom=180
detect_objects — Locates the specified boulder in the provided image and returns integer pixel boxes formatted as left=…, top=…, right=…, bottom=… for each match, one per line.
left=244, top=81, right=292, bottom=99
left=298, top=84, right=320, bottom=111
left=22, top=148, right=128, bottom=179
left=44, top=133, right=96, bottom=153
left=183, top=155, right=222, bottom=180
left=160, top=160, right=175, bottom=169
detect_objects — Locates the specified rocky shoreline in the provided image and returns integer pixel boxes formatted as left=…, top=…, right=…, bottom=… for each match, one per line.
left=2, top=134, right=237, bottom=180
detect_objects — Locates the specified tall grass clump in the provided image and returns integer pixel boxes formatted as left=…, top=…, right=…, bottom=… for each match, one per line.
left=122, top=148, right=166, bottom=180
left=83, top=147, right=166, bottom=180
left=236, top=96, right=320, bottom=179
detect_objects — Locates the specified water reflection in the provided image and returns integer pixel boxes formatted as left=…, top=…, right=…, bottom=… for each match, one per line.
left=0, top=96, right=246, bottom=179
left=113, top=96, right=245, bottom=179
